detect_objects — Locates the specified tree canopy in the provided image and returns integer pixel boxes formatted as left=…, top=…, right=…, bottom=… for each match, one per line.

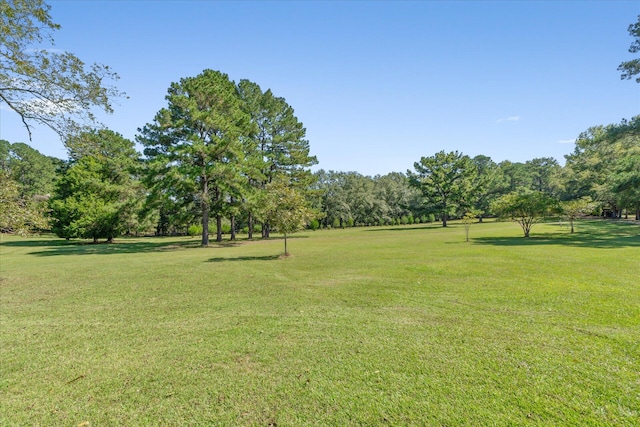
left=49, top=129, right=139, bottom=242
left=256, top=178, right=316, bottom=256
left=0, top=0, right=124, bottom=140
left=491, top=190, right=558, bottom=238
left=408, top=150, right=477, bottom=227
left=139, top=69, right=249, bottom=246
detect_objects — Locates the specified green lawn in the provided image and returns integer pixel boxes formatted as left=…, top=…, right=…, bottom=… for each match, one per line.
left=1, top=220, right=639, bottom=426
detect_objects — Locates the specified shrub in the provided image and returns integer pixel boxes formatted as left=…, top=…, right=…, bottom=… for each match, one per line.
left=309, top=219, right=320, bottom=230
left=187, top=224, right=203, bottom=236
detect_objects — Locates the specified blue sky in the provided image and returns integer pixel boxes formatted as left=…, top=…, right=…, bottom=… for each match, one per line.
left=1, top=0, right=638, bottom=176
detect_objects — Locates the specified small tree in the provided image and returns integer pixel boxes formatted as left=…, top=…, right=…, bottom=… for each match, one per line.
left=491, top=191, right=557, bottom=238
left=561, top=197, right=595, bottom=233
left=257, top=179, right=316, bottom=256
left=461, top=210, right=480, bottom=242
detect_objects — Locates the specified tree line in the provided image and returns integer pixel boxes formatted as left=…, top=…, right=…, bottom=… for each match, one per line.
left=312, top=122, right=639, bottom=235
left=1, top=110, right=638, bottom=241
left=1, top=2, right=638, bottom=242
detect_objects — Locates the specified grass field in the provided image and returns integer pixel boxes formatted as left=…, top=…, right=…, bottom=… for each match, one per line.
left=1, top=219, right=639, bottom=426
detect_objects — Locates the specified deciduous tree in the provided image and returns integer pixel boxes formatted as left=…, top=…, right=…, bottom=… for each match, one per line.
left=564, top=116, right=640, bottom=218
left=0, top=171, right=48, bottom=234
left=256, top=178, right=316, bottom=256
left=491, top=191, right=557, bottom=238
left=560, top=197, right=595, bottom=233
left=0, top=0, right=124, bottom=140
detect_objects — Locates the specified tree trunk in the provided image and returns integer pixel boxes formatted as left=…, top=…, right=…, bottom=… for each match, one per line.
left=442, top=212, right=448, bottom=227
left=248, top=212, right=253, bottom=239
left=570, top=218, right=574, bottom=233
left=216, top=215, right=222, bottom=242
left=202, top=180, right=209, bottom=246
left=230, top=215, right=236, bottom=241
left=284, top=233, right=288, bottom=256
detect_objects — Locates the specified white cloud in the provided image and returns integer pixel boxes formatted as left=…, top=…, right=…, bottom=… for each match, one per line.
left=557, top=139, right=576, bottom=144
left=496, top=116, right=520, bottom=123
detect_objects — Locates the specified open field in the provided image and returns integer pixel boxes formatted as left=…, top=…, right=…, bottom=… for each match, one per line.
left=1, top=220, right=639, bottom=426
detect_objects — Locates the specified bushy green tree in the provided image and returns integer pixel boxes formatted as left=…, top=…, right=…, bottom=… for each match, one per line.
left=49, top=129, right=139, bottom=242
left=471, top=155, right=505, bottom=221
left=237, top=79, right=317, bottom=238
left=0, top=140, right=61, bottom=197
left=491, top=191, right=558, bottom=238
left=409, top=150, right=477, bottom=227
left=0, top=171, right=48, bottom=234
left=564, top=116, right=640, bottom=219
left=525, top=157, right=561, bottom=196
left=139, top=69, right=249, bottom=245
left=255, top=178, right=316, bottom=256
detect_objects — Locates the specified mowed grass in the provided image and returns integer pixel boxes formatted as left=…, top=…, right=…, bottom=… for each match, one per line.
left=1, top=220, right=639, bottom=426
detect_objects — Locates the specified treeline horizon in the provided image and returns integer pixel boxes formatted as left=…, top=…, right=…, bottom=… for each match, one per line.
left=2, top=5, right=639, bottom=244
left=2, top=109, right=638, bottom=241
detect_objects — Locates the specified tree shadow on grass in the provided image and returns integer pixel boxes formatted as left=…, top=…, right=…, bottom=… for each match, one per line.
left=473, top=220, right=640, bottom=249
left=0, top=237, right=244, bottom=256
left=206, top=255, right=281, bottom=263
left=364, top=224, right=443, bottom=232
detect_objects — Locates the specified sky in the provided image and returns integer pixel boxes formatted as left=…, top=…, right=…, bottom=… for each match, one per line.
left=1, top=0, right=638, bottom=176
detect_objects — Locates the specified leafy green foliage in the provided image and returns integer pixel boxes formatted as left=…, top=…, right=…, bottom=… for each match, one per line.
left=0, top=171, right=48, bottom=234
left=560, top=197, right=596, bottom=233
left=564, top=116, right=640, bottom=218
left=139, top=69, right=249, bottom=245
left=0, top=140, right=61, bottom=197
left=255, top=178, right=316, bottom=255
left=408, top=150, right=477, bottom=227
left=491, top=190, right=558, bottom=237
left=461, top=210, right=481, bottom=242
left=0, top=0, right=124, bottom=140
left=237, top=79, right=318, bottom=238
left=314, top=170, right=422, bottom=229
left=49, top=129, right=140, bottom=242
